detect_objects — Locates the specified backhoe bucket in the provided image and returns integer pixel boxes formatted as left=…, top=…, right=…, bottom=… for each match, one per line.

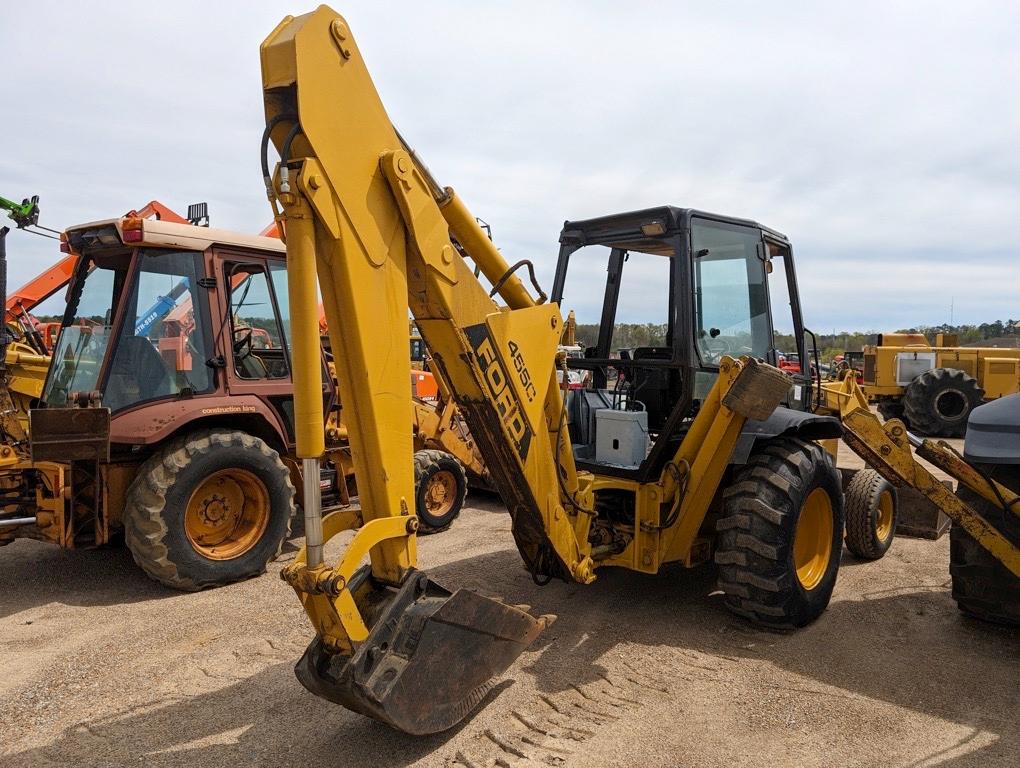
left=295, top=567, right=548, bottom=734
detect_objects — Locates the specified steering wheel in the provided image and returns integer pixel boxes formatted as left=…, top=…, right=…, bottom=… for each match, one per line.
left=701, top=336, right=732, bottom=363
left=233, top=326, right=254, bottom=361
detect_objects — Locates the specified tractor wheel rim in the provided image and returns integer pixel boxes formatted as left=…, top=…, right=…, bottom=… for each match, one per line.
left=184, top=468, right=270, bottom=560
left=793, top=487, right=834, bottom=591
left=875, top=489, right=894, bottom=542
left=934, top=389, right=967, bottom=420
left=424, top=469, right=457, bottom=517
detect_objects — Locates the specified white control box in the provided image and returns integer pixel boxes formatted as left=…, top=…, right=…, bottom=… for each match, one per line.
left=595, top=409, right=649, bottom=468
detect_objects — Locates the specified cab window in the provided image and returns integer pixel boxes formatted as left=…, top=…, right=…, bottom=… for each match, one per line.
left=691, top=219, right=770, bottom=367
left=228, top=264, right=290, bottom=380
left=104, top=250, right=214, bottom=412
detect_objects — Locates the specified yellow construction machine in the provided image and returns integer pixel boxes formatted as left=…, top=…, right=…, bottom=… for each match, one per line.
left=817, top=373, right=1019, bottom=622
left=861, top=331, right=1020, bottom=436
left=258, top=6, right=1018, bottom=735
left=261, top=7, right=851, bottom=735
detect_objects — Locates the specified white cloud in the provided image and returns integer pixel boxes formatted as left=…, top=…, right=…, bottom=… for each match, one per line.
left=2, top=1, right=1017, bottom=332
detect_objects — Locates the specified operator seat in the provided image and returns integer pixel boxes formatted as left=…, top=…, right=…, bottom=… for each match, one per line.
left=105, top=336, right=173, bottom=409
left=630, top=346, right=676, bottom=432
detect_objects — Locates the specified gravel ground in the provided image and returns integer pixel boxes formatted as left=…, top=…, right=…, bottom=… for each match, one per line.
left=1, top=444, right=1017, bottom=768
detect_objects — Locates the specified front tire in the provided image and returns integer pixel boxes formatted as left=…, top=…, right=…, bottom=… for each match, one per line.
left=715, top=438, right=844, bottom=629
left=123, top=429, right=295, bottom=591
left=903, top=368, right=984, bottom=437
left=413, top=449, right=468, bottom=534
left=844, top=469, right=897, bottom=560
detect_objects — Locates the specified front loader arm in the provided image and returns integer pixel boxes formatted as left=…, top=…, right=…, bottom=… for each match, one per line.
left=819, top=374, right=1020, bottom=577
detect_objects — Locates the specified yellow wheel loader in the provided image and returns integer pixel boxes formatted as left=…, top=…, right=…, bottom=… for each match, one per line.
left=259, top=6, right=853, bottom=735
left=817, top=372, right=1020, bottom=623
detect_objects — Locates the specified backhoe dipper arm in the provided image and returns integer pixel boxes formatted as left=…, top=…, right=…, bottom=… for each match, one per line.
left=261, top=8, right=565, bottom=733
left=262, top=9, right=591, bottom=590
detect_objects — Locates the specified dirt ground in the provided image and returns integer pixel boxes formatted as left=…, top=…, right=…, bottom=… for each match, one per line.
left=1, top=445, right=1017, bottom=768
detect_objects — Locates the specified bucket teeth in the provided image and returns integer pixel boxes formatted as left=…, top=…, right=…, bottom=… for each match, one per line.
left=295, top=567, right=547, bottom=734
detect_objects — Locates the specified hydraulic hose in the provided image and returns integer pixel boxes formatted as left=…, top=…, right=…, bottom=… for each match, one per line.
left=260, top=113, right=297, bottom=185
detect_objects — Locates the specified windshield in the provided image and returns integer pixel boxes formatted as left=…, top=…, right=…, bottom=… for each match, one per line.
left=691, top=219, right=770, bottom=366
left=44, top=260, right=120, bottom=406
left=43, top=249, right=215, bottom=411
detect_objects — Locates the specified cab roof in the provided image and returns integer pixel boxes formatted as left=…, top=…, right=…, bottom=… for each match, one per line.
left=65, top=217, right=286, bottom=255
left=559, top=206, right=790, bottom=255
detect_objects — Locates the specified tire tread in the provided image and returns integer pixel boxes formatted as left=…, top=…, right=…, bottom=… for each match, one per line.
left=123, top=429, right=294, bottom=591
left=715, top=438, right=844, bottom=630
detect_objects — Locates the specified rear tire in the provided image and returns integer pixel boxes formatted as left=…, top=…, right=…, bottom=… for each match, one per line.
left=844, top=469, right=897, bottom=560
left=949, top=471, right=1020, bottom=626
left=123, top=429, right=295, bottom=591
left=715, top=438, right=844, bottom=629
left=903, top=368, right=984, bottom=437
left=413, top=449, right=468, bottom=534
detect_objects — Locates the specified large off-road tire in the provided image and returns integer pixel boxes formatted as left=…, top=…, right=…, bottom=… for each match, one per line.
left=715, top=438, right=844, bottom=629
left=123, top=429, right=295, bottom=591
left=949, top=470, right=1020, bottom=626
left=903, top=368, right=984, bottom=437
left=844, top=469, right=897, bottom=560
left=877, top=399, right=908, bottom=427
left=413, top=449, right=468, bottom=534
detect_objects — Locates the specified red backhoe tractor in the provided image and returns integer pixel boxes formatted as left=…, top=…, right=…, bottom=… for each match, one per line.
left=0, top=212, right=483, bottom=589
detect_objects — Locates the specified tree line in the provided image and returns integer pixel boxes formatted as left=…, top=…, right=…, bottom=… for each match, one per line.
left=576, top=319, right=1019, bottom=362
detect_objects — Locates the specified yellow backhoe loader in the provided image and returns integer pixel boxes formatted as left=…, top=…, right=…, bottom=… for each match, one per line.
left=259, top=7, right=849, bottom=735
left=257, top=6, right=1019, bottom=735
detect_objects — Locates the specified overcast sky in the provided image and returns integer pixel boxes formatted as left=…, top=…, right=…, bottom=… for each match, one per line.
left=2, top=1, right=1017, bottom=330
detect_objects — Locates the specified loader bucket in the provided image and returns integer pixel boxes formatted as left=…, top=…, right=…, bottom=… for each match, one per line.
left=295, top=567, right=548, bottom=734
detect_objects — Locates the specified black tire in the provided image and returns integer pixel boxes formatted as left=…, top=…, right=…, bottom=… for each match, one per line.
left=949, top=470, right=1020, bottom=626
left=844, top=469, right=897, bottom=560
left=877, top=399, right=908, bottom=427
left=903, top=368, right=984, bottom=437
left=123, top=429, right=295, bottom=591
left=715, top=438, right=845, bottom=629
left=413, top=449, right=468, bottom=534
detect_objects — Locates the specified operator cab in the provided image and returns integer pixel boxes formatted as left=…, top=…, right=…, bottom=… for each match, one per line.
left=38, top=218, right=320, bottom=452
left=551, top=206, right=820, bottom=482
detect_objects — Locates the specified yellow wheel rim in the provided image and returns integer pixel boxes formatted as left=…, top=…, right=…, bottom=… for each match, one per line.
left=184, top=468, right=270, bottom=560
left=424, top=469, right=457, bottom=518
left=793, top=487, right=834, bottom=591
left=875, top=489, right=894, bottom=542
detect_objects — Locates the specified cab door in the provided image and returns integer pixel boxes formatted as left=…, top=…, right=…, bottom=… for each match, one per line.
left=762, top=236, right=812, bottom=411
